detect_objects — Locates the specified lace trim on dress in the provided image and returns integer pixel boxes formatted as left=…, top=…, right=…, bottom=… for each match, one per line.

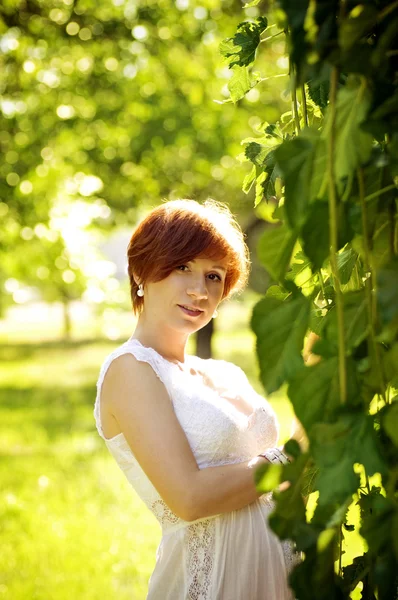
left=281, top=539, right=302, bottom=574
left=187, top=519, right=216, bottom=600
left=151, top=498, right=181, bottom=526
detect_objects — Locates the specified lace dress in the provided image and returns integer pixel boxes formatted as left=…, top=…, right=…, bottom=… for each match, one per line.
left=94, top=337, right=298, bottom=599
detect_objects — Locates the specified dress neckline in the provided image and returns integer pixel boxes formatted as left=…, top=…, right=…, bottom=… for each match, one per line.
left=100, top=337, right=262, bottom=444
left=127, top=336, right=199, bottom=372
left=127, top=336, right=259, bottom=420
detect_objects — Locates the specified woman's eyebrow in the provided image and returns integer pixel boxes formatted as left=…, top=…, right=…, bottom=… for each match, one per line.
left=190, top=259, right=227, bottom=272
left=213, top=265, right=226, bottom=272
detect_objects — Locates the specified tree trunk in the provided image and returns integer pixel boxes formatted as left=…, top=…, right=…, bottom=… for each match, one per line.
left=195, top=318, right=214, bottom=359
left=62, top=297, right=71, bottom=341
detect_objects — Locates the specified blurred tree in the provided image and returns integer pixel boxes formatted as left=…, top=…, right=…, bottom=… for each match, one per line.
left=0, top=0, right=289, bottom=348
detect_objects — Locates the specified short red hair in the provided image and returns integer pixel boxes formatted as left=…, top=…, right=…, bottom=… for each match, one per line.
left=127, top=199, right=250, bottom=314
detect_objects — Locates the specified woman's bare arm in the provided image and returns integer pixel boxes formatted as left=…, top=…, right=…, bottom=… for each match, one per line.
left=101, top=354, right=268, bottom=523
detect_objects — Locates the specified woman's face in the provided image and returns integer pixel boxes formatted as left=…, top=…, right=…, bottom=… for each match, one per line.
left=142, top=255, right=230, bottom=333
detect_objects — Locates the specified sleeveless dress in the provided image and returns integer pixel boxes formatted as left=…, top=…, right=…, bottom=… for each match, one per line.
left=94, top=336, right=298, bottom=600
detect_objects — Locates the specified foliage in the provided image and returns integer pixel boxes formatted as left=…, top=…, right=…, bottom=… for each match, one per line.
left=220, top=1, right=398, bottom=598
left=1, top=0, right=288, bottom=316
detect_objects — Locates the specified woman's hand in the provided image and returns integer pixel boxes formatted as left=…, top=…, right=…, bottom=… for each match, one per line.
left=303, top=331, right=321, bottom=366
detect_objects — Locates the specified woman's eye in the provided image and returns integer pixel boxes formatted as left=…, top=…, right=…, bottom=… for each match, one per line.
left=208, top=273, right=222, bottom=282
left=176, top=265, right=189, bottom=271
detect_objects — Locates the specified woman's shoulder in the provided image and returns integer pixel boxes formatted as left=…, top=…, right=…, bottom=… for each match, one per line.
left=98, top=339, right=170, bottom=387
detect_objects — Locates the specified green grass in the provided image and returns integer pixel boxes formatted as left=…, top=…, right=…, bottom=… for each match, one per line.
left=0, top=337, right=161, bottom=599
left=0, top=296, right=363, bottom=599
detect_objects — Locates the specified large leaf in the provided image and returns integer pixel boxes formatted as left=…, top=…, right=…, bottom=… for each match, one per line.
left=336, top=245, right=358, bottom=285
left=251, top=290, right=310, bottom=393
left=300, top=201, right=330, bottom=270
left=257, top=223, right=298, bottom=282
left=382, top=400, right=398, bottom=447
left=287, top=356, right=361, bottom=432
left=268, top=456, right=310, bottom=541
left=245, top=143, right=282, bottom=201
left=301, top=200, right=356, bottom=271
left=219, top=17, right=268, bottom=68
left=242, top=164, right=256, bottom=194
left=307, top=78, right=330, bottom=110
left=227, top=65, right=260, bottom=103
left=285, top=250, right=313, bottom=283
left=371, top=211, right=395, bottom=270
left=312, top=413, right=387, bottom=505
left=322, top=290, right=369, bottom=354
left=376, top=257, right=398, bottom=342
left=339, top=5, right=378, bottom=52
left=275, top=128, right=328, bottom=230
left=321, top=76, right=373, bottom=183
left=359, top=488, right=396, bottom=556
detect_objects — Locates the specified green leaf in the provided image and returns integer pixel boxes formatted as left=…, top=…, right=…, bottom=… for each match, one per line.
left=342, top=554, right=369, bottom=593
left=244, top=145, right=282, bottom=202
left=257, top=223, right=298, bottom=281
left=382, top=343, right=398, bottom=388
left=371, top=211, right=395, bottom=271
left=251, top=291, right=310, bottom=393
left=376, top=257, right=398, bottom=343
left=243, top=0, right=262, bottom=7
left=275, top=128, right=328, bottom=229
left=286, top=250, right=313, bottom=282
left=245, top=140, right=278, bottom=168
left=312, top=413, right=386, bottom=505
left=254, top=171, right=267, bottom=207
left=267, top=452, right=310, bottom=541
left=359, top=489, right=396, bottom=556
left=242, top=164, right=256, bottom=194
left=287, top=357, right=361, bottom=432
left=227, top=65, right=260, bottom=103
left=255, top=462, right=283, bottom=493
left=265, top=284, right=290, bottom=301
left=301, top=202, right=356, bottom=272
left=322, top=290, right=369, bottom=354
left=339, top=5, right=378, bottom=52
left=337, top=245, right=358, bottom=285
left=300, top=201, right=330, bottom=270
left=307, top=78, right=330, bottom=109
left=382, top=400, right=398, bottom=447
left=321, top=77, right=373, bottom=183
left=219, top=17, right=268, bottom=68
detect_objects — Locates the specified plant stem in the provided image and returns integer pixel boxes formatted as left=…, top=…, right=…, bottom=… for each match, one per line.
left=338, top=526, right=343, bottom=576
left=301, top=83, right=309, bottom=127
left=258, top=73, right=288, bottom=83
left=357, top=167, right=388, bottom=403
left=260, top=30, right=284, bottom=43
left=317, top=269, right=327, bottom=305
left=328, top=66, right=347, bottom=404
left=378, top=0, right=398, bottom=22
left=288, top=52, right=301, bottom=135
left=354, top=262, right=362, bottom=289
left=364, top=183, right=397, bottom=203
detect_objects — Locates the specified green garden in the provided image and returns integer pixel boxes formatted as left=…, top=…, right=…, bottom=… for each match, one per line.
left=1, top=0, right=397, bottom=598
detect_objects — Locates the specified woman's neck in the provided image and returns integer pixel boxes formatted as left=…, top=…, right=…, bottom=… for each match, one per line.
left=131, top=320, right=189, bottom=364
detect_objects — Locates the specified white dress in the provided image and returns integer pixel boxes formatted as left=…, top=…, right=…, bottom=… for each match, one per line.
left=94, top=337, right=298, bottom=600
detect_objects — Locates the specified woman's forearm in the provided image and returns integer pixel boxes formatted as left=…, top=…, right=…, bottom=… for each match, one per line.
left=188, top=456, right=268, bottom=521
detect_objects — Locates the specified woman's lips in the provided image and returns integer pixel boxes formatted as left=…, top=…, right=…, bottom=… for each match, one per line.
left=178, top=305, right=204, bottom=317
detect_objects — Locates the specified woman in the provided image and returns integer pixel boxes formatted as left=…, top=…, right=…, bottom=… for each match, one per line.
left=94, top=198, right=301, bottom=599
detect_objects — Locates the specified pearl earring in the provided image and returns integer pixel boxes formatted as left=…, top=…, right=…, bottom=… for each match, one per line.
left=137, top=283, right=144, bottom=297
left=212, top=309, right=218, bottom=319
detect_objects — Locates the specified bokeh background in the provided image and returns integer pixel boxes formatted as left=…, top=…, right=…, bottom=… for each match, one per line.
left=0, top=1, right=322, bottom=598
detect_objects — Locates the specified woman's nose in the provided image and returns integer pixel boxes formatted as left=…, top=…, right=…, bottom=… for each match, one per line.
left=187, top=277, right=208, bottom=299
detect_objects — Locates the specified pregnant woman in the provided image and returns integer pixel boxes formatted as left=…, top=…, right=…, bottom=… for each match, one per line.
left=94, top=198, right=302, bottom=599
